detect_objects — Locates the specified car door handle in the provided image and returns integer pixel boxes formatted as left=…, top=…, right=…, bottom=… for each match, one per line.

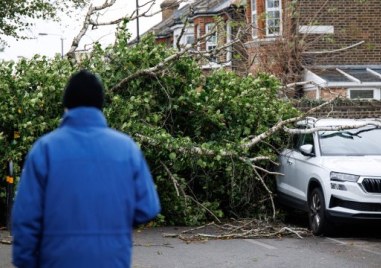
left=287, top=159, right=294, bottom=165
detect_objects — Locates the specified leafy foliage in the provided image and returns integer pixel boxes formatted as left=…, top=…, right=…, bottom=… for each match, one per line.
left=0, top=27, right=299, bottom=226
left=0, top=0, right=87, bottom=44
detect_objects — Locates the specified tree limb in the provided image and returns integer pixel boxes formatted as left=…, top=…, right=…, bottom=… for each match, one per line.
left=161, top=160, right=222, bottom=223
left=285, top=121, right=381, bottom=134
left=67, top=0, right=117, bottom=58
left=242, top=97, right=339, bottom=149
left=303, top=41, right=365, bottom=55
left=169, top=219, right=310, bottom=242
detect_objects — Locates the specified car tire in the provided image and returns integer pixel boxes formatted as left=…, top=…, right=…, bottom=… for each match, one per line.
left=308, top=187, right=331, bottom=236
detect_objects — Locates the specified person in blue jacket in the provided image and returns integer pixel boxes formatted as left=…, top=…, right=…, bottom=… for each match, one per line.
left=12, top=70, right=161, bottom=268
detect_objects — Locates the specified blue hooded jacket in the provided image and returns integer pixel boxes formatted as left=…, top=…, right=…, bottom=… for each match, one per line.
left=12, top=107, right=161, bottom=268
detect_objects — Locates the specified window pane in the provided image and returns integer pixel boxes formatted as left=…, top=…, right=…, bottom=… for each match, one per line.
left=269, top=18, right=280, bottom=27
left=268, top=11, right=280, bottom=19
left=266, top=0, right=281, bottom=36
left=207, top=45, right=216, bottom=51
left=267, top=0, right=280, bottom=8
left=206, top=23, right=217, bottom=44
left=350, top=90, right=374, bottom=99
left=186, top=35, right=194, bottom=45
left=302, top=134, right=313, bottom=145
left=267, top=11, right=280, bottom=34
left=252, top=0, right=257, bottom=37
left=208, top=35, right=217, bottom=44
left=292, top=134, right=301, bottom=149
left=206, top=23, right=215, bottom=36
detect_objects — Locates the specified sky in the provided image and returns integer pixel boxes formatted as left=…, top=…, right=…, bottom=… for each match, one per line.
left=0, top=0, right=165, bottom=61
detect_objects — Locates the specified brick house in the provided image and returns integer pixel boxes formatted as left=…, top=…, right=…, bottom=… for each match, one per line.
left=148, top=1, right=381, bottom=101
left=146, top=0, right=246, bottom=71
left=245, top=0, right=381, bottom=100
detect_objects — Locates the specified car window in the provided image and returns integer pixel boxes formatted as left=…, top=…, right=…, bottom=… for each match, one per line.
left=291, top=134, right=300, bottom=149
left=301, top=133, right=313, bottom=146
left=291, top=133, right=314, bottom=153
left=319, top=126, right=381, bottom=156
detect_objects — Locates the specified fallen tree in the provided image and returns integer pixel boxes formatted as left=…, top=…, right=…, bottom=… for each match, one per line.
left=0, top=1, right=355, bottom=227
left=0, top=29, right=298, bottom=225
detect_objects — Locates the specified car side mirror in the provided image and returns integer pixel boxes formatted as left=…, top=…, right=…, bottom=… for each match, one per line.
left=299, top=144, right=314, bottom=156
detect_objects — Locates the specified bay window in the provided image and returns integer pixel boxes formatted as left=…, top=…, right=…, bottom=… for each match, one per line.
left=266, top=0, right=281, bottom=36
left=251, top=0, right=282, bottom=38
left=205, top=23, right=217, bottom=51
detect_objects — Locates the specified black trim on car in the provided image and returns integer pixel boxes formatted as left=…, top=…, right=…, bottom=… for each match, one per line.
left=327, top=210, right=381, bottom=221
left=277, top=191, right=308, bottom=212
left=361, top=178, right=381, bottom=193
left=329, top=196, right=381, bottom=212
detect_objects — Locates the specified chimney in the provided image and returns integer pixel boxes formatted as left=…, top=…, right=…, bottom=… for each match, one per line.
left=160, top=0, right=179, bottom=21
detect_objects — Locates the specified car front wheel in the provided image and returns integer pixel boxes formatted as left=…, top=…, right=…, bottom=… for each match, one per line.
left=308, top=187, right=331, bottom=235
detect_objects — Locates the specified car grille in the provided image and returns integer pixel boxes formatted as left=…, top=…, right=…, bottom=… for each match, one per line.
left=361, top=178, right=381, bottom=193
left=330, top=196, right=381, bottom=212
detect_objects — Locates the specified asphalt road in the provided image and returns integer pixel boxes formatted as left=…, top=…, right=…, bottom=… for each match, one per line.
left=1, top=224, right=381, bottom=268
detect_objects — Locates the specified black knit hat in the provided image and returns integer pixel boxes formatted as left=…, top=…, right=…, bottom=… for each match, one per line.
left=63, top=70, right=104, bottom=110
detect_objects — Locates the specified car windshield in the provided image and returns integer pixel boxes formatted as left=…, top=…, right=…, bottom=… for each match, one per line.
left=319, top=126, right=381, bottom=156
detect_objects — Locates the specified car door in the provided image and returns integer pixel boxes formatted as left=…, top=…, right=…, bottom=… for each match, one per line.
left=279, top=132, right=315, bottom=202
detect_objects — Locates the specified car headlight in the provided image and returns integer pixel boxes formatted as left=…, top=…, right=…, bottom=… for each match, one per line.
left=330, top=172, right=359, bottom=182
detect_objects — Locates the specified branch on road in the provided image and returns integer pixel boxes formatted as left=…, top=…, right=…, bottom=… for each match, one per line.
left=162, top=219, right=311, bottom=242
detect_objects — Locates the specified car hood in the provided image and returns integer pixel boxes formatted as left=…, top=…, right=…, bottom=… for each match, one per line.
left=321, top=156, right=381, bottom=176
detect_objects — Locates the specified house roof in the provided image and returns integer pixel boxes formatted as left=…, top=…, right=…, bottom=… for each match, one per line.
left=190, top=0, right=244, bottom=16
left=143, top=0, right=244, bottom=39
left=151, top=4, right=191, bottom=38
left=305, top=66, right=381, bottom=89
left=210, top=0, right=244, bottom=12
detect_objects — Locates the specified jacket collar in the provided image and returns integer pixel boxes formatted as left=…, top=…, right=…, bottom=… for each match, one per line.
left=60, top=107, right=107, bottom=128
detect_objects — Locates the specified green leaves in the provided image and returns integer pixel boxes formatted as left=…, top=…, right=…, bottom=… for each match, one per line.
left=0, top=55, right=73, bottom=207
left=0, top=0, right=88, bottom=44
left=169, top=152, right=177, bottom=160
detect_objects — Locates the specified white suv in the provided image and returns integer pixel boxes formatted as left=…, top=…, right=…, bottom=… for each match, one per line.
left=276, top=117, right=381, bottom=235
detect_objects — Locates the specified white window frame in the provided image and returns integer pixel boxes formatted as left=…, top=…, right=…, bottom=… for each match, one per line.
left=251, top=0, right=258, bottom=38
left=226, top=21, right=232, bottom=62
left=172, top=25, right=194, bottom=49
left=196, top=24, right=201, bottom=51
left=265, top=0, right=282, bottom=37
left=347, top=88, right=380, bottom=100
left=205, top=23, right=217, bottom=52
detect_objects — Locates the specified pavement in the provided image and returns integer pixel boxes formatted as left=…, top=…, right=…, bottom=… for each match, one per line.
left=0, top=230, right=12, bottom=268
left=1, top=225, right=381, bottom=268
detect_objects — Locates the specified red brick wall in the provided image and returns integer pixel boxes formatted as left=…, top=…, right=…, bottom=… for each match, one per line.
left=155, top=37, right=172, bottom=47
left=297, top=0, right=381, bottom=65
left=245, top=0, right=381, bottom=65
left=295, top=99, right=381, bottom=119
left=245, top=0, right=294, bottom=77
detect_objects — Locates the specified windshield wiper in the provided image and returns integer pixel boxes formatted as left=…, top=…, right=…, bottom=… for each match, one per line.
left=320, top=131, right=356, bottom=139
left=320, top=126, right=379, bottom=139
